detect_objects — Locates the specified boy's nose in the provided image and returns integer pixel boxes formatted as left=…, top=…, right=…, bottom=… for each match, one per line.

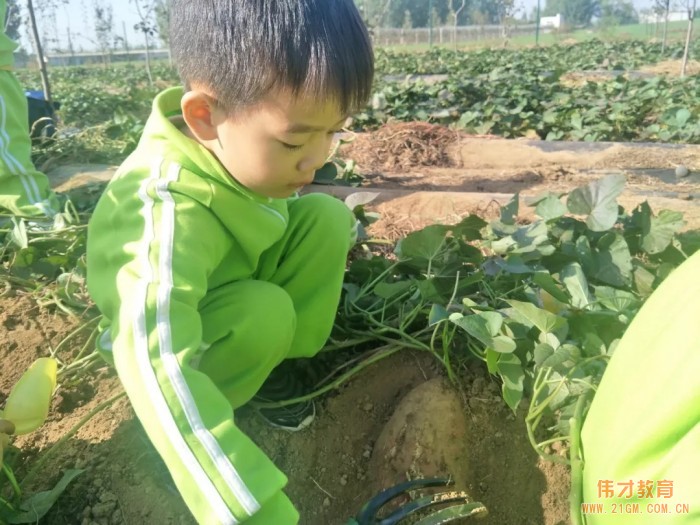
left=297, top=149, right=329, bottom=174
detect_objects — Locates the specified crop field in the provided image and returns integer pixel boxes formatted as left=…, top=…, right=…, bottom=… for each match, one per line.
left=2, top=39, right=700, bottom=525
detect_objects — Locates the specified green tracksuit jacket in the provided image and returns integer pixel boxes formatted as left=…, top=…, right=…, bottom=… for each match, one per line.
left=0, top=0, right=59, bottom=217
left=87, top=87, right=356, bottom=524
left=578, top=249, right=700, bottom=524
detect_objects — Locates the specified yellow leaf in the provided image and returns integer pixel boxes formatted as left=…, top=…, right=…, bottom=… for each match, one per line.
left=540, top=289, right=566, bottom=314
left=3, top=358, right=57, bottom=435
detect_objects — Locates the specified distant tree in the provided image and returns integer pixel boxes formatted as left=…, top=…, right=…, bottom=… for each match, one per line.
left=544, top=0, right=600, bottom=26
left=653, top=0, right=672, bottom=51
left=93, top=0, right=114, bottom=64
left=384, top=0, right=451, bottom=28
left=680, top=0, right=697, bottom=76
left=451, top=0, right=466, bottom=49
left=4, top=0, right=22, bottom=42
left=154, top=0, right=170, bottom=64
left=131, top=0, right=157, bottom=86
left=401, top=9, right=413, bottom=29
left=494, top=0, right=518, bottom=44
left=154, top=0, right=169, bottom=47
left=599, top=0, right=638, bottom=26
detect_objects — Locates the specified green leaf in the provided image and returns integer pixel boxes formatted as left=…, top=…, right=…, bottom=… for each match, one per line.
left=451, top=215, right=487, bottom=241
left=533, top=272, right=569, bottom=303
left=593, top=286, right=639, bottom=312
left=450, top=313, right=515, bottom=353
left=313, top=162, right=338, bottom=184
left=540, top=344, right=581, bottom=373
left=566, top=174, right=625, bottom=232
left=486, top=348, right=499, bottom=375
left=479, top=311, right=503, bottom=336
left=535, top=194, right=567, bottom=221
left=6, top=469, right=83, bottom=524
left=449, top=313, right=493, bottom=347
left=633, top=264, right=655, bottom=296
left=507, top=299, right=568, bottom=336
left=583, top=333, right=607, bottom=357
left=395, top=225, right=449, bottom=267
left=642, top=209, right=685, bottom=255
left=560, top=262, right=593, bottom=309
left=492, top=255, right=534, bottom=274
left=534, top=343, right=556, bottom=367
left=571, top=111, right=583, bottom=130
left=9, top=218, right=28, bottom=249
left=575, top=236, right=595, bottom=274
left=500, top=193, right=519, bottom=225
left=593, top=233, right=632, bottom=287
left=675, top=108, right=691, bottom=126
left=374, top=280, right=414, bottom=299
left=428, top=304, right=450, bottom=326
left=497, top=354, right=525, bottom=411
left=491, top=335, right=517, bottom=354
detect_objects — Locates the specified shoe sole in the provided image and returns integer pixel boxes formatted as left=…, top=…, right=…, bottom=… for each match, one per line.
left=259, top=403, right=316, bottom=432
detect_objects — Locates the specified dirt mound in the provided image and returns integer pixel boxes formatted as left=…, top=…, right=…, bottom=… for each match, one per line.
left=341, top=121, right=461, bottom=173
left=640, top=59, right=700, bottom=77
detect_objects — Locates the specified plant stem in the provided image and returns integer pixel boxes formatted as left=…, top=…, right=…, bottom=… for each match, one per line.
left=569, top=392, right=588, bottom=525
left=2, top=463, right=21, bottom=501
left=20, top=391, right=126, bottom=489
left=251, top=345, right=403, bottom=408
left=50, top=316, right=100, bottom=359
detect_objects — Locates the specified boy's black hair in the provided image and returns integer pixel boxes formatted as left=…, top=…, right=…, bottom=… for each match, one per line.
left=170, top=0, right=374, bottom=116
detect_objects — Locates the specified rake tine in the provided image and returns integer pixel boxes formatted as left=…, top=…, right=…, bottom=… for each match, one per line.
left=378, top=490, right=472, bottom=525
left=355, top=478, right=454, bottom=524
left=412, top=502, right=488, bottom=525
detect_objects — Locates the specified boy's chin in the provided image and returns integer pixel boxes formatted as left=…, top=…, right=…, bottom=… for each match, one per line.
left=263, top=185, right=303, bottom=200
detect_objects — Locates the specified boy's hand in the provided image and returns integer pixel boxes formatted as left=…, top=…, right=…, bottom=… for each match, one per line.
left=347, top=478, right=487, bottom=525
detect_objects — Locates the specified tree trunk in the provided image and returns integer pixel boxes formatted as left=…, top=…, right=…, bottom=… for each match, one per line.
left=144, top=31, right=154, bottom=87
left=454, top=0, right=466, bottom=51
left=26, top=0, right=52, bottom=106
left=122, top=21, right=130, bottom=62
left=680, top=2, right=696, bottom=78
left=661, top=0, right=670, bottom=53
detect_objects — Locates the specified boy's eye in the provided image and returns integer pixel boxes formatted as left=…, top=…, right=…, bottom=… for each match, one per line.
left=280, top=141, right=304, bottom=151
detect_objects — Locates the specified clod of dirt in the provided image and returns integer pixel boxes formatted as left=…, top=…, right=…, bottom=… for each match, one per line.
left=369, top=378, right=471, bottom=492
left=676, top=165, right=690, bottom=178
left=340, top=121, right=461, bottom=173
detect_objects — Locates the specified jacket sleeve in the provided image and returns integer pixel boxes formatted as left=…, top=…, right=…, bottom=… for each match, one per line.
left=90, top=159, right=298, bottom=525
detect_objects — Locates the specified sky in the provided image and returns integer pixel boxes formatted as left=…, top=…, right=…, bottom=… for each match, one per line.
left=21, top=0, right=660, bottom=54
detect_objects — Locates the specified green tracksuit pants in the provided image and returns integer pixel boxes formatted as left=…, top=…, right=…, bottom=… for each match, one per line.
left=578, top=249, right=700, bottom=524
left=91, top=191, right=352, bottom=525
left=0, top=70, right=59, bottom=217
left=0, top=0, right=59, bottom=216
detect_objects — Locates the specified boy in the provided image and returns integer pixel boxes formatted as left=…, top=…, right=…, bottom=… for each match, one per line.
left=0, top=0, right=59, bottom=217
left=86, top=1, right=374, bottom=524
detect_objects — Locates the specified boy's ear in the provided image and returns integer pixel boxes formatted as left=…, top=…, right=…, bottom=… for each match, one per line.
left=181, top=90, right=220, bottom=143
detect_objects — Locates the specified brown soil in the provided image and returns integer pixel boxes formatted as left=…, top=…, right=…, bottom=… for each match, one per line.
left=332, top=127, right=700, bottom=239
left=639, top=59, right=700, bottom=77
left=559, top=60, right=699, bottom=87
left=2, top=293, right=569, bottom=525
left=6, top=121, right=700, bottom=525
left=342, top=121, right=463, bottom=173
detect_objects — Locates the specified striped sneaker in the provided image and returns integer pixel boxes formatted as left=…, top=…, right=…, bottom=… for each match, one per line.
left=253, top=359, right=318, bottom=432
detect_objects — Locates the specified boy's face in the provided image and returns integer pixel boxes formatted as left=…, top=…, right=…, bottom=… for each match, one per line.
left=186, top=88, right=347, bottom=199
